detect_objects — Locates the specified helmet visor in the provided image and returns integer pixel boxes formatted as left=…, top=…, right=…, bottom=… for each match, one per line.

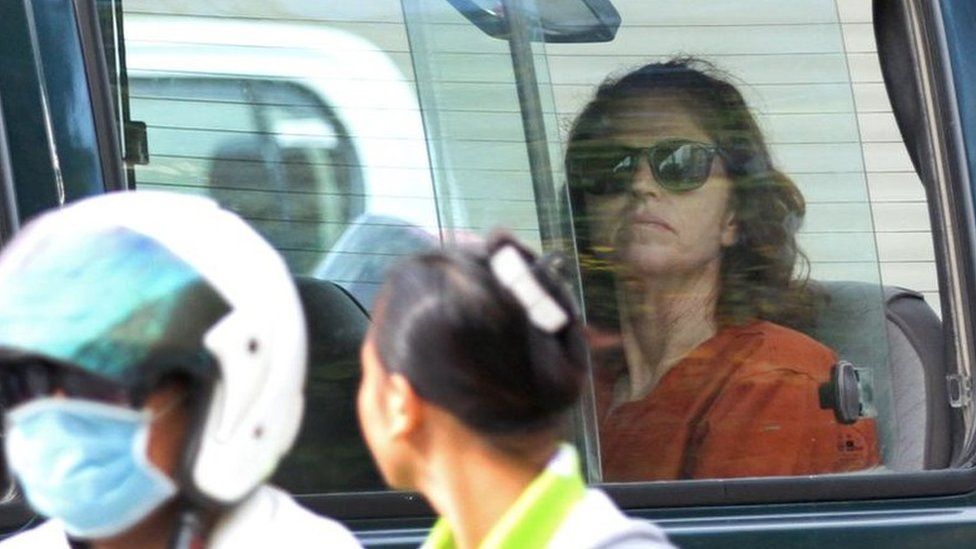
left=0, top=227, right=229, bottom=398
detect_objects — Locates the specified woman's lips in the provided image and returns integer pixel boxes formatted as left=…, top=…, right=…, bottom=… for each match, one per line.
left=630, top=211, right=675, bottom=233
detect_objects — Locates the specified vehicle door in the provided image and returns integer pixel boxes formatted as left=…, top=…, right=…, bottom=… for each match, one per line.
left=0, top=1, right=975, bottom=547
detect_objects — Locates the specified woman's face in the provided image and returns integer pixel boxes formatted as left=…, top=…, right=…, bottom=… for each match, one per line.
left=144, top=379, right=190, bottom=478
left=583, top=98, right=738, bottom=278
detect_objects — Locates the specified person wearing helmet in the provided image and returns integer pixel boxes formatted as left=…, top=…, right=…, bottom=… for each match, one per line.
left=358, top=234, right=674, bottom=549
left=0, top=192, right=362, bottom=548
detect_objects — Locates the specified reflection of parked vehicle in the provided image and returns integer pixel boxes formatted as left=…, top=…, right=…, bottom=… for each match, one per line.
left=1, top=0, right=976, bottom=547
left=124, top=15, right=440, bottom=272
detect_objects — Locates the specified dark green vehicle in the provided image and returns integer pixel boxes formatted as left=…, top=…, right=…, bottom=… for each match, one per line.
left=0, top=0, right=975, bottom=546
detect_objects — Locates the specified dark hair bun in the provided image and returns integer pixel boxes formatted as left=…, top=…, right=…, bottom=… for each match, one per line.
left=373, top=233, right=586, bottom=434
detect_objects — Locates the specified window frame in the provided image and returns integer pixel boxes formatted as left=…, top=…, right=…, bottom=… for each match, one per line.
left=0, top=0, right=123, bottom=530
left=0, top=94, right=20, bottom=245
left=74, top=0, right=126, bottom=194
left=925, top=0, right=976, bottom=465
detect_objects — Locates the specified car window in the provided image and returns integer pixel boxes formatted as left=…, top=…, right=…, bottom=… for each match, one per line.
left=113, top=0, right=952, bottom=495
left=546, top=0, right=940, bottom=481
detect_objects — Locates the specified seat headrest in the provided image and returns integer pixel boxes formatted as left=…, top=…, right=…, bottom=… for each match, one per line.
left=274, top=276, right=382, bottom=491
left=294, top=276, right=370, bottom=379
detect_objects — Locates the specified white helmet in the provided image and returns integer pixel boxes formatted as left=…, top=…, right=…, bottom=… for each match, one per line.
left=0, top=191, right=306, bottom=505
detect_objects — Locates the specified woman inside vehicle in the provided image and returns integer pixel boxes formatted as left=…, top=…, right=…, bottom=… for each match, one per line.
left=565, top=58, right=880, bottom=481
left=357, top=234, right=674, bottom=548
left=0, top=192, right=361, bottom=549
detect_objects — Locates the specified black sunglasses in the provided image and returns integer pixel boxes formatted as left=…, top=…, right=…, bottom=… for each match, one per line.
left=0, top=358, right=130, bottom=408
left=567, top=138, right=721, bottom=195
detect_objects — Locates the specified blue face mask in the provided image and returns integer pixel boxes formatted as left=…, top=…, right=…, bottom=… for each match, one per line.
left=4, top=397, right=179, bottom=539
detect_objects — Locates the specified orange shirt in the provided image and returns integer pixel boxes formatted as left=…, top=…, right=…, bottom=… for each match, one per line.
left=595, top=321, right=880, bottom=481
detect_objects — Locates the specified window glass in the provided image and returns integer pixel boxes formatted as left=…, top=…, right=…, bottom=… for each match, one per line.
left=543, top=0, right=941, bottom=481
left=116, top=0, right=950, bottom=494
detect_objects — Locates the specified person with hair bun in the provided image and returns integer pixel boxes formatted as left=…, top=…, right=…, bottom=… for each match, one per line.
left=357, top=234, right=674, bottom=549
left=565, top=58, right=880, bottom=481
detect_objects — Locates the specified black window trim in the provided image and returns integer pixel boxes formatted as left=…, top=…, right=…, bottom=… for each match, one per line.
left=73, top=0, right=126, bottom=193
left=878, top=0, right=976, bottom=466
left=918, top=0, right=976, bottom=466
left=0, top=93, right=21, bottom=244
left=294, top=466, right=976, bottom=521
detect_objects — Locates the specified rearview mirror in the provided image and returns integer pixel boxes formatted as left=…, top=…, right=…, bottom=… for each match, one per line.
left=446, top=0, right=620, bottom=42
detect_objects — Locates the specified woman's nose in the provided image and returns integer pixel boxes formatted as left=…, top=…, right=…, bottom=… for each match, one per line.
left=629, top=156, right=663, bottom=198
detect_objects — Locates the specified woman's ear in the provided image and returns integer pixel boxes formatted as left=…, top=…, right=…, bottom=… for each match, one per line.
left=720, top=210, right=738, bottom=247
left=387, top=373, right=423, bottom=439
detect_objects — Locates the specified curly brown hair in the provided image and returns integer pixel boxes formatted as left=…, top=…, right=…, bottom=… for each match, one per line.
left=565, top=58, right=821, bottom=330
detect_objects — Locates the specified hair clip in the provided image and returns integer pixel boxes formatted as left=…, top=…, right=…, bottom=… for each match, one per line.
left=489, top=246, right=569, bottom=333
